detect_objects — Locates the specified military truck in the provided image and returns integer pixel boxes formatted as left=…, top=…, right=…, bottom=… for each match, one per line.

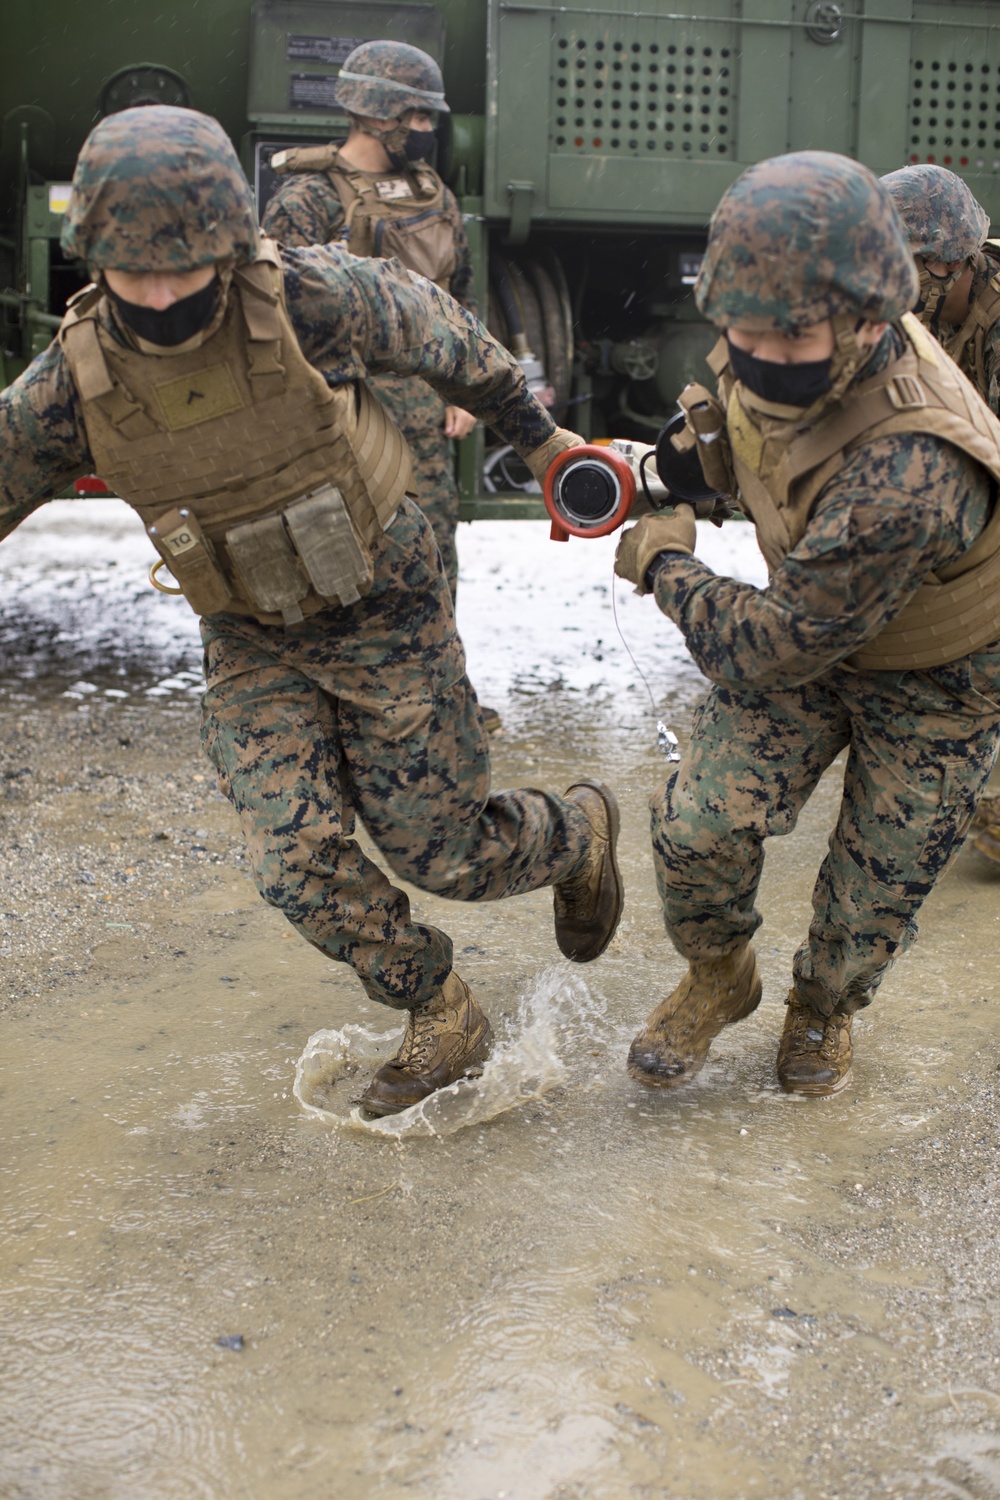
left=2, top=0, right=998, bottom=513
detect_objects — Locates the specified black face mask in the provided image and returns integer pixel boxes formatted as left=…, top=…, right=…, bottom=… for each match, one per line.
left=403, top=128, right=436, bottom=163
left=727, top=337, right=833, bottom=408
left=109, top=276, right=219, bottom=347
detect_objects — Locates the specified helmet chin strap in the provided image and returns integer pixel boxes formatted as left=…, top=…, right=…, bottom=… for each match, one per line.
left=915, top=256, right=968, bottom=330
left=746, top=310, right=881, bottom=429
left=756, top=313, right=878, bottom=426
left=352, top=111, right=412, bottom=160
left=824, top=311, right=875, bottom=404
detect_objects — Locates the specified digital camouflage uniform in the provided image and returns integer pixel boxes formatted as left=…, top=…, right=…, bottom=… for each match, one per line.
left=621, top=152, right=1000, bottom=1095
left=882, top=164, right=1000, bottom=415
left=262, top=41, right=475, bottom=599
left=883, top=164, right=1000, bottom=865
left=0, top=107, right=604, bottom=1029
left=648, top=398, right=999, bottom=1015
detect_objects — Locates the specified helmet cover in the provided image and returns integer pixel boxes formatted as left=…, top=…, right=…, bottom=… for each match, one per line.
left=61, top=105, right=258, bottom=272
left=334, top=40, right=448, bottom=119
left=881, top=164, right=991, bottom=262
left=695, top=150, right=919, bottom=331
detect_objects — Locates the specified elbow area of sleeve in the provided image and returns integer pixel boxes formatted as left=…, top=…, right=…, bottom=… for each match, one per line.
left=651, top=553, right=717, bottom=623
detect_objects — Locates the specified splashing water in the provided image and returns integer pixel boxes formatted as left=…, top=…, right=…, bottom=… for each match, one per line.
left=293, top=967, right=614, bottom=1139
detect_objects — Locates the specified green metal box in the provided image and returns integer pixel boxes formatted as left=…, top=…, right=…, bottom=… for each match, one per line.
left=484, top=0, right=1000, bottom=230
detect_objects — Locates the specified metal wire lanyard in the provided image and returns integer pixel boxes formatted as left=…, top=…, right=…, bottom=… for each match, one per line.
left=611, top=559, right=681, bottom=762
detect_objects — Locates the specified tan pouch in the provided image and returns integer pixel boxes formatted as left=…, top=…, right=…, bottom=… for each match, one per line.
left=372, top=211, right=457, bottom=286
left=226, top=513, right=309, bottom=626
left=146, top=507, right=232, bottom=616
left=283, top=484, right=374, bottom=607
left=677, top=383, right=737, bottom=498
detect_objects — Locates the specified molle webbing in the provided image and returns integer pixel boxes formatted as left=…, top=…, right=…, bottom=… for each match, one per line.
left=59, top=240, right=413, bottom=623
left=725, top=315, right=1000, bottom=668
left=275, top=146, right=456, bottom=288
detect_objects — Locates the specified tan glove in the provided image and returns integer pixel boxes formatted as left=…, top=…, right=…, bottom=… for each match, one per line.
left=523, top=427, right=586, bottom=486
left=614, top=507, right=696, bottom=594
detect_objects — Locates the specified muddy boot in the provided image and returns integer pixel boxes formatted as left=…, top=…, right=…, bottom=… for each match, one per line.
left=358, top=971, right=493, bottom=1117
left=627, top=942, right=761, bottom=1088
left=480, top=705, right=503, bottom=735
left=552, top=780, right=624, bottom=962
left=776, top=991, right=853, bottom=1097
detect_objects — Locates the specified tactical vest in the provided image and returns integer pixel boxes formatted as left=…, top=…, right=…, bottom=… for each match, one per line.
left=942, top=241, right=1000, bottom=405
left=58, top=240, right=413, bottom=626
left=271, top=145, right=457, bottom=289
left=717, top=313, right=1000, bottom=670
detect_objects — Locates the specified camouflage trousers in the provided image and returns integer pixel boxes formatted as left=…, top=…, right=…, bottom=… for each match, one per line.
left=199, top=500, right=589, bottom=1009
left=369, top=372, right=461, bottom=601
left=651, top=660, right=1000, bottom=1016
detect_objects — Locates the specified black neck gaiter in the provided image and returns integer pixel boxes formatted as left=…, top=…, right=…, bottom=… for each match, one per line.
left=109, top=276, right=219, bottom=347
left=403, top=128, right=436, bottom=163
left=727, top=337, right=833, bottom=408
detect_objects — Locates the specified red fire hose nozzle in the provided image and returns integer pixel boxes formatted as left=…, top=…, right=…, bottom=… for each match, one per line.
left=543, top=444, right=637, bottom=542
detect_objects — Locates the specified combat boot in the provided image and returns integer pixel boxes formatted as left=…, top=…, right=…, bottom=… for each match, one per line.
left=358, top=971, right=492, bottom=1117
left=627, top=942, right=761, bottom=1088
left=552, top=780, right=624, bottom=962
left=776, top=991, right=853, bottom=1096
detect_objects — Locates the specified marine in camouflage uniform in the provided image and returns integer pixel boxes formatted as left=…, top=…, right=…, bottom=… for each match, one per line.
left=882, top=164, right=1000, bottom=415
left=883, top=165, right=1000, bottom=867
left=614, top=151, right=1000, bottom=1097
left=262, top=41, right=474, bottom=602
left=0, top=105, right=622, bottom=1116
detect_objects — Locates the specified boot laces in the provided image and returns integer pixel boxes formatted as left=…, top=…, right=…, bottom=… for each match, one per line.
left=791, top=1006, right=844, bottom=1059
left=396, top=1004, right=443, bottom=1072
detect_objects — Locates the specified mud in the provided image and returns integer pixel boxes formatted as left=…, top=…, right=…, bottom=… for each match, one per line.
left=2, top=507, right=999, bottom=1499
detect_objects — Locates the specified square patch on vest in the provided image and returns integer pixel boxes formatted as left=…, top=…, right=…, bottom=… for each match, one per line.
left=154, top=364, right=245, bottom=430
left=374, top=177, right=411, bottom=201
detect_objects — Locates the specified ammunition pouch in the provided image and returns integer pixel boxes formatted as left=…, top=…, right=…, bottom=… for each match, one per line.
left=676, top=382, right=737, bottom=501
left=148, top=484, right=377, bottom=626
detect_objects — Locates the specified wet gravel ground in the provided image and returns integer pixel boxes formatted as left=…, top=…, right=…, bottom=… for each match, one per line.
left=0, top=695, right=244, bottom=1009
left=3, top=689, right=999, bottom=1499
left=697, top=1069, right=1000, bottom=1496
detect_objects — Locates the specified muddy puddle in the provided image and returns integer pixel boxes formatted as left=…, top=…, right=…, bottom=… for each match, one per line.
left=2, top=507, right=1000, bottom=1498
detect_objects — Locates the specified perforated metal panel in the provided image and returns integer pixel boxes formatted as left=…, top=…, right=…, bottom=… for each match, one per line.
left=906, top=52, right=1000, bottom=174
left=549, top=25, right=737, bottom=162
left=485, top=0, right=1000, bottom=230
left=486, top=0, right=746, bottom=226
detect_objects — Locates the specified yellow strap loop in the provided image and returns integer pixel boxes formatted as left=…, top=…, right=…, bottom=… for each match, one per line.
left=149, top=558, right=183, bottom=595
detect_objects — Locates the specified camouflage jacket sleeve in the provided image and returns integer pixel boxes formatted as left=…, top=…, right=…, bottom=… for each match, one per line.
left=281, top=244, right=554, bottom=454
left=260, top=172, right=346, bottom=249
left=651, top=433, right=994, bottom=689
left=0, top=342, right=93, bottom=544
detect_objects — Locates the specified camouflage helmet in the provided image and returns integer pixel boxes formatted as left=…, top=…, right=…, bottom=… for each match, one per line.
left=61, top=105, right=258, bottom=272
left=334, top=40, right=449, bottom=119
left=695, top=150, right=918, bottom=331
left=880, top=164, right=990, bottom=262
